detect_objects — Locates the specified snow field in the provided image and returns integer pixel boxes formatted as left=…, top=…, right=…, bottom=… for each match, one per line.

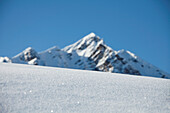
left=0, top=63, right=170, bottom=113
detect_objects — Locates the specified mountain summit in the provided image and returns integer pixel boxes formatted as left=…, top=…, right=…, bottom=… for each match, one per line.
left=1, top=33, right=169, bottom=78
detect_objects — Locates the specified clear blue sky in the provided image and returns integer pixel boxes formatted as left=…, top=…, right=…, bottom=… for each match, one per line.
left=0, top=0, right=169, bottom=73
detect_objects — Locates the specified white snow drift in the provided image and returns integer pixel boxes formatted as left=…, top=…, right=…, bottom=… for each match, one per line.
left=0, top=63, right=169, bottom=113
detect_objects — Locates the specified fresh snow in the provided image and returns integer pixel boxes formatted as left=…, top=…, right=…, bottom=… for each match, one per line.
left=0, top=63, right=170, bottom=113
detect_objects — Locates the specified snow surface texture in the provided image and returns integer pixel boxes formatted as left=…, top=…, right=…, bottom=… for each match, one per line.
left=1, top=33, right=170, bottom=78
left=0, top=63, right=170, bottom=113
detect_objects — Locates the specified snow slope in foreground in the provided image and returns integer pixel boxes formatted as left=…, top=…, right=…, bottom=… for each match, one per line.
left=0, top=63, right=170, bottom=113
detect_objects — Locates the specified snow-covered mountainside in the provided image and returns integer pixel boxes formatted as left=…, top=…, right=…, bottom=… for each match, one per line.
left=1, top=33, right=169, bottom=78
left=0, top=63, right=170, bottom=113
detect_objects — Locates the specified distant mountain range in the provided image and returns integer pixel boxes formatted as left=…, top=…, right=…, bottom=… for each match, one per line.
left=0, top=33, right=169, bottom=78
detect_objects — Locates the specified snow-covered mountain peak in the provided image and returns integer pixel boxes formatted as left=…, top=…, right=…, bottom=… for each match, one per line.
left=77, top=32, right=103, bottom=48
left=82, top=32, right=102, bottom=42
left=12, top=47, right=39, bottom=63
left=61, top=33, right=170, bottom=78
left=62, top=33, right=104, bottom=57
left=1, top=33, right=169, bottom=79
left=86, top=32, right=96, bottom=37
left=24, top=47, right=33, bottom=52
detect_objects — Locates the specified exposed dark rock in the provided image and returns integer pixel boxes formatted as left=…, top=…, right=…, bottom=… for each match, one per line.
left=123, top=65, right=141, bottom=75
left=75, top=59, right=81, bottom=64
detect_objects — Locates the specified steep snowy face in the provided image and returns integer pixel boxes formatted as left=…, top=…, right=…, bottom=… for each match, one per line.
left=111, top=50, right=140, bottom=74
left=38, top=46, right=96, bottom=70
left=111, top=50, right=170, bottom=78
left=37, top=46, right=67, bottom=67
left=63, top=33, right=116, bottom=72
left=63, top=33, right=103, bottom=57
left=12, top=47, right=39, bottom=63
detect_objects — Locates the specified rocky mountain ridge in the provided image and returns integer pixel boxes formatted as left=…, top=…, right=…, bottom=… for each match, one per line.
left=0, top=33, right=169, bottom=78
